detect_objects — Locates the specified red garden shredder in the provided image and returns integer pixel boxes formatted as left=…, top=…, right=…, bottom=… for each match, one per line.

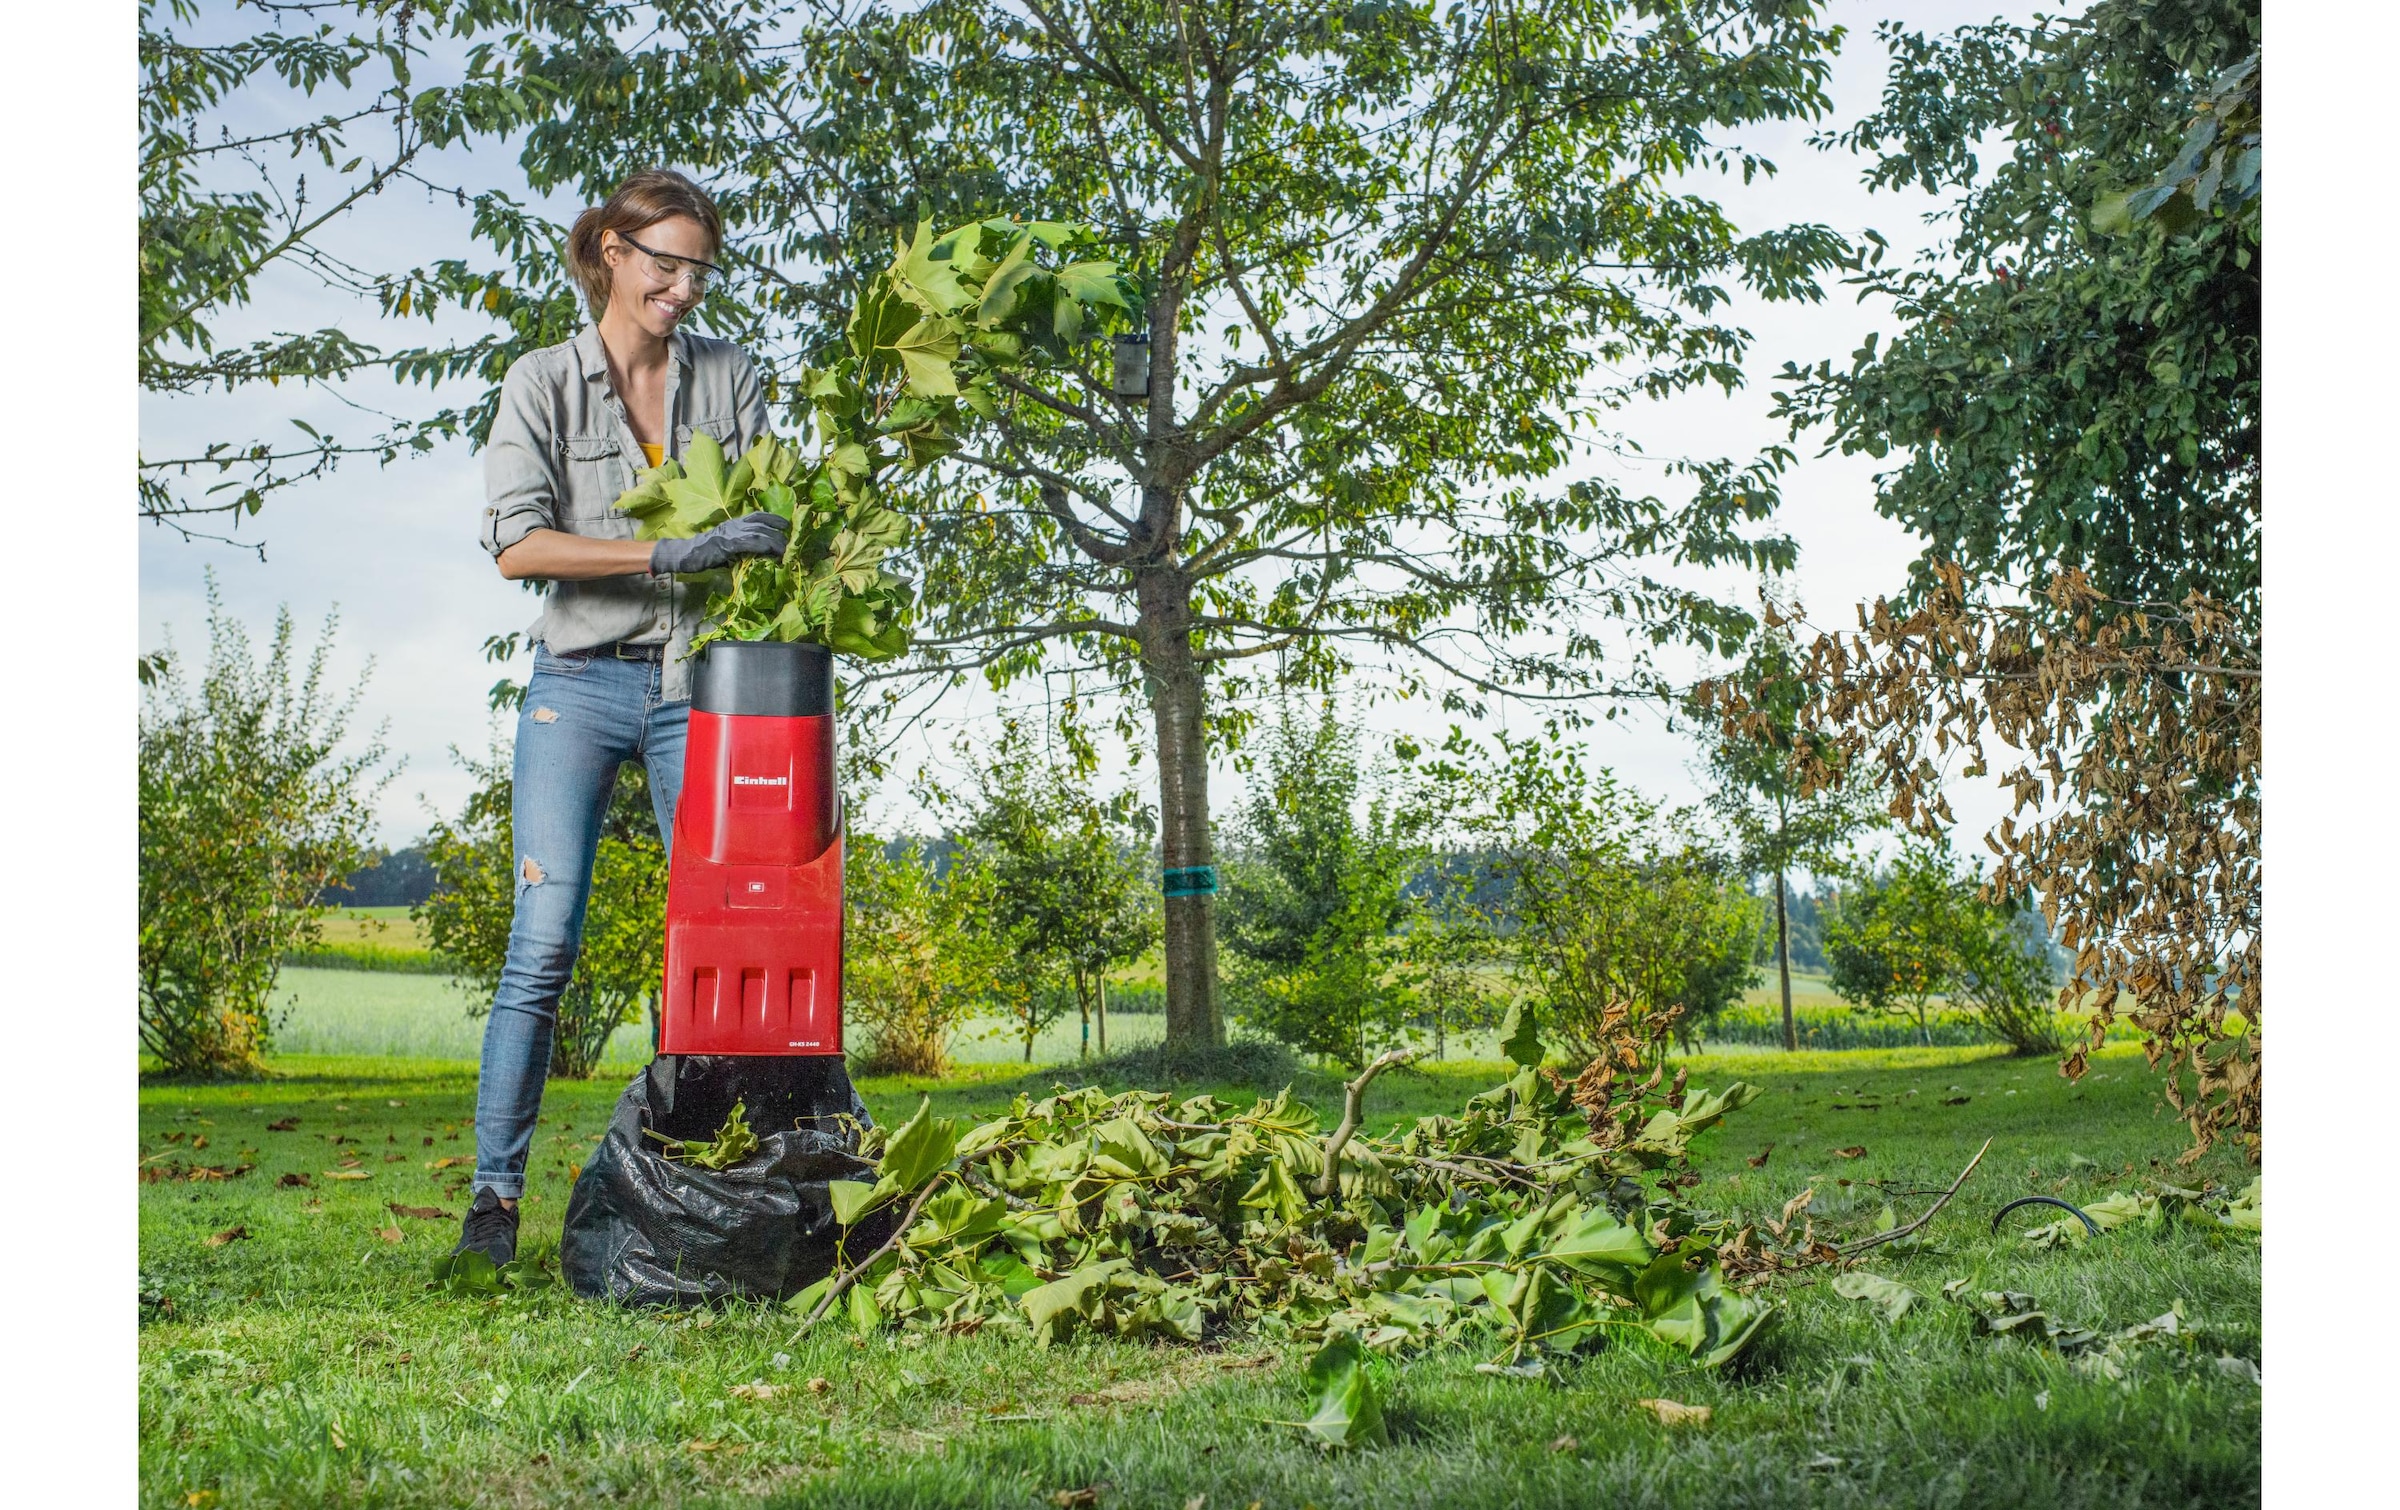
left=660, top=638, right=843, bottom=1056
left=640, top=638, right=854, bottom=1142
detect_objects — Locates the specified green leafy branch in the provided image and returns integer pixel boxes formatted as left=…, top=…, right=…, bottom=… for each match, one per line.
left=614, top=218, right=1137, bottom=661
left=774, top=1014, right=1783, bottom=1396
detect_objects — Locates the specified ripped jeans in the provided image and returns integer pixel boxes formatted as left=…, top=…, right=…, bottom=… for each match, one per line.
left=472, top=644, right=688, bottom=1199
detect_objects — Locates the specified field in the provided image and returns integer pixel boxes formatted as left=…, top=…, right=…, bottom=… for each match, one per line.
left=138, top=1036, right=2260, bottom=1508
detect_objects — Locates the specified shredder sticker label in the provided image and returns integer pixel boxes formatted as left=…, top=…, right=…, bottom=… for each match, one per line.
left=733, top=775, right=788, bottom=786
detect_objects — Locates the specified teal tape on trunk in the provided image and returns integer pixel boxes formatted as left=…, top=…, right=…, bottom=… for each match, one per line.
left=1161, top=865, right=1219, bottom=898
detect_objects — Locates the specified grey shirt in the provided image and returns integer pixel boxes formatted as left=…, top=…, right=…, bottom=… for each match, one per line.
left=479, top=323, right=772, bottom=702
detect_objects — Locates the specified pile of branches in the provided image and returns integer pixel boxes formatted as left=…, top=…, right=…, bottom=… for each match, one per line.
left=785, top=1031, right=1780, bottom=1371
left=1696, top=566, right=2259, bottom=1159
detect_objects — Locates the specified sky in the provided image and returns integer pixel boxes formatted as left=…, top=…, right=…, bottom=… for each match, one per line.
left=138, top=0, right=2046, bottom=853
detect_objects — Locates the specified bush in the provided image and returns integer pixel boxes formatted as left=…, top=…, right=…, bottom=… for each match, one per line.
left=1220, top=703, right=1428, bottom=1066
left=138, top=581, right=389, bottom=1075
left=416, top=752, right=666, bottom=1079
left=844, top=838, right=1011, bottom=1076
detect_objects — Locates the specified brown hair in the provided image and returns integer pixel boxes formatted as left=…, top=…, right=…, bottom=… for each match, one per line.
left=565, top=168, right=725, bottom=319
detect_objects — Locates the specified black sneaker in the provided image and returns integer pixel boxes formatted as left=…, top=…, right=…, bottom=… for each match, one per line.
left=454, top=1188, right=519, bottom=1267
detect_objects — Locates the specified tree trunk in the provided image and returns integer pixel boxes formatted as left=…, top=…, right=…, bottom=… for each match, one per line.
left=1141, top=565, right=1224, bottom=1048
left=1076, top=969, right=1092, bottom=1059
left=1776, top=869, right=1796, bottom=1053
left=1097, top=975, right=1109, bottom=1055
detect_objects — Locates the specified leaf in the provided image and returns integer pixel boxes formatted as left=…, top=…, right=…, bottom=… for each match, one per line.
left=324, top=1170, right=373, bottom=1181
left=1238, top=1158, right=1309, bottom=1227
left=889, top=317, right=963, bottom=398
left=1054, top=259, right=1130, bottom=310
left=828, top=1179, right=886, bottom=1227
left=388, top=1204, right=451, bottom=1221
left=1021, top=1260, right=1126, bottom=1345
left=1634, top=1398, right=1711, bottom=1427
left=1831, top=1271, right=1920, bottom=1323
left=1833, top=1146, right=1867, bottom=1159
left=1294, top=1336, right=1386, bottom=1448
left=1545, top=1206, right=1655, bottom=1276
left=203, top=1225, right=248, bottom=1247
left=1498, top=1001, right=1543, bottom=1067
left=877, top=1097, right=961, bottom=1191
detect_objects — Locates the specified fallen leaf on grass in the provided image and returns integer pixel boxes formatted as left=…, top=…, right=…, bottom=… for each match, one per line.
left=278, top=1173, right=313, bottom=1189
left=1549, top=1434, right=1580, bottom=1453
left=376, top=1227, right=404, bottom=1243
left=529, top=1451, right=551, bottom=1466
left=266, top=1118, right=298, bottom=1132
left=427, top=1157, right=471, bottom=1170
left=1049, top=1487, right=1107, bottom=1509
left=383, top=1153, right=407, bottom=1163
left=728, top=1382, right=785, bottom=1400
left=1746, top=1145, right=1772, bottom=1168
left=388, top=1204, right=452, bottom=1220
left=1831, top=1271, right=1921, bottom=1322
left=1942, top=1096, right=1970, bottom=1106
left=183, top=1491, right=217, bottom=1507
left=203, top=1226, right=249, bottom=1247
left=1635, top=1398, right=1711, bottom=1427
left=324, top=1170, right=373, bottom=1181
left=1067, top=1392, right=1104, bottom=1406
left=806, top=1376, right=830, bottom=1393
left=1833, top=1146, right=1867, bottom=1159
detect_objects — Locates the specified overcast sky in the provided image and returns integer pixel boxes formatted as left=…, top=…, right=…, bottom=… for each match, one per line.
left=139, top=0, right=2045, bottom=853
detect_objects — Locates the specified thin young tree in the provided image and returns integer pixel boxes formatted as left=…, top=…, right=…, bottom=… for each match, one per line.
left=943, top=721, right=1158, bottom=1060
left=1694, top=610, right=1882, bottom=1050
left=458, top=0, right=1851, bottom=1047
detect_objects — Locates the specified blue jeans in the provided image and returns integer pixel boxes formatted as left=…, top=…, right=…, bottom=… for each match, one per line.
left=473, top=645, right=687, bottom=1198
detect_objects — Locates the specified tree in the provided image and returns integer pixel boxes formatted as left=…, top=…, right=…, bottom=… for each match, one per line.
left=481, top=0, right=1852, bottom=1048
left=942, top=721, right=1158, bottom=1060
left=416, top=754, right=666, bottom=1078
left=1694, top=609, right=1884, bottom=1050
left=1773, top=2, right=2259, bottom=624
left=1443, top=734, right=1754, bottom=1070
left=1717, top=4, right=2262, bottom=1155
left=1824, top=840, right=2063, bottom=1055
left=139, top=578, right=390, bottom=1075
left=1822, top=842, right=1966, bottom=1047
left=139, top=0, right=542, bottom=542
left=1219, top=703, right=1425, bottom=1067
left=843, top=838, right=1012, bottom=1075
left=1953, top=906, right=2067, bottom=1058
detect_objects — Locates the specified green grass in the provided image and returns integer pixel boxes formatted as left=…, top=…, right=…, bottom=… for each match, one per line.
left=139, top=1043, right=2258, bottom=1508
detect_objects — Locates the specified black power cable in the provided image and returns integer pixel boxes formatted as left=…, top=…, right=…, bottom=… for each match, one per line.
left=1989, top=1195, right=2101, bottom=1237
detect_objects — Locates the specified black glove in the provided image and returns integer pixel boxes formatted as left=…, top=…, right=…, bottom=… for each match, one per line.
left=648, top=512, right=790, bottom=575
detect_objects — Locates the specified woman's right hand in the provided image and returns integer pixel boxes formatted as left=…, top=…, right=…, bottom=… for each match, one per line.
left=647, top=512, right=791, bottom=576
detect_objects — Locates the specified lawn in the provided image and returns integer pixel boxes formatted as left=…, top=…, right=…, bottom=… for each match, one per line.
left=138, top=1042, right=2259, bottom=1508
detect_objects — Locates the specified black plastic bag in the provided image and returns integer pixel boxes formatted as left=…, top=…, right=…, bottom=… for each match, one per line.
left=561, top=1054, right=885, bottom=1306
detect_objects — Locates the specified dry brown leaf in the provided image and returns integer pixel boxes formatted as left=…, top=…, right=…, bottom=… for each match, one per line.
left=387, top=1204, right=451, bottom=1220
left=376, top=1227, right=404, bottom=1243
left=1049, top=1487, right=1106, bottom=1509
left=1834, top=1146, right=1867, bottom=1159
left=427, top=1156, right=471, bottom=1170
left=266, top=1118, right=298, bottom=1132
left=1634, top=1398, right=1711, bottom=1427
left=1550, top=1433, right=1580, bottom=1452
left=806, top=1376, right=831, bottom=1393
left=203, top=1226, right=249, bottom=1247
left=277, top=1172, right=312, bottom=1189
left=1747, top=1145, right=1773, bottom=1168
left=728, top=1382, right=785, bottom=1400
left=324, top=1170, right=373, bottom=1181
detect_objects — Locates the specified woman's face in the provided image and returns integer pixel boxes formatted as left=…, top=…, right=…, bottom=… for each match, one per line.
left=601, top=214, right=715, bottom=336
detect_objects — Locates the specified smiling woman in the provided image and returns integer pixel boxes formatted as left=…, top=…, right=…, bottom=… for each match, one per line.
left=464, top=167, right=794, bottom=1273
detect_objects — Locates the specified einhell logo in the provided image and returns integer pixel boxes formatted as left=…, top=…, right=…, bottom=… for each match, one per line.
left=733, top=774, right=789, bottom=787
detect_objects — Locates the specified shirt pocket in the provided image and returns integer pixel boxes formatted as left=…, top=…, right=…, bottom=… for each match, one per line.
left=558, top=433, right=631, bottom=524
left=678, top=416, right=740, bottom=458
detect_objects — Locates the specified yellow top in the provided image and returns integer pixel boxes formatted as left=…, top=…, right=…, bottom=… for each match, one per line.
left=639, top=442, right=664, bottom=469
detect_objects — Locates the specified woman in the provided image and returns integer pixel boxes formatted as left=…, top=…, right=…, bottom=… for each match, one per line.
left=456, top=168, right=788, bottom=1265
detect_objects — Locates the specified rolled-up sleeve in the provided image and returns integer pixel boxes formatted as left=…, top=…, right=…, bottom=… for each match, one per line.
left=481, top=356, right=558, bottom=560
